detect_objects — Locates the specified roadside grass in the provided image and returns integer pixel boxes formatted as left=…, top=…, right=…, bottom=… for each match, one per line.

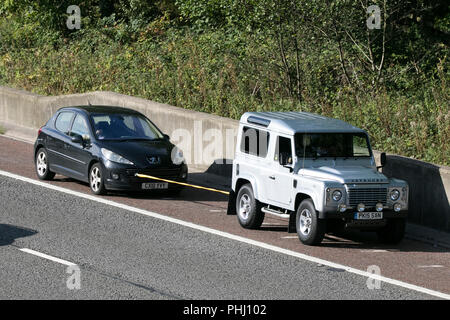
left=0, top=126, right=5, bottom=135
left=0, top=22, right=448, bottom=166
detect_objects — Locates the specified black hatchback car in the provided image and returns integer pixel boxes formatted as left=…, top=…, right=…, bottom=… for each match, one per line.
left=34, top=105, right=188, bottom=195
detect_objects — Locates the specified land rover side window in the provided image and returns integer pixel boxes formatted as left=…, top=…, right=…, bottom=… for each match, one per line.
left=294, top=133, right=371, bottom=158
left=275, top=136, right=293, bottom=165
left=55, top=112, right=74, bottom=134
left=240, top=126, right=269, bottom=157
left=70, top=114, right=91, bottom=141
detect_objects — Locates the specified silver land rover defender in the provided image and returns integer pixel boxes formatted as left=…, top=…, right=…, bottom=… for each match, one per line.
left=227, top=112, right=409, bottom=245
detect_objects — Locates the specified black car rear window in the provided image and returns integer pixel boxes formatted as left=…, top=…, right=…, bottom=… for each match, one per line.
left=55, top=112, right=74, bottom=134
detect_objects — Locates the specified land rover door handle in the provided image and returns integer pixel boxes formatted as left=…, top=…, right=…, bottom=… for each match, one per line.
left=269, top=175, right=276, bottom=180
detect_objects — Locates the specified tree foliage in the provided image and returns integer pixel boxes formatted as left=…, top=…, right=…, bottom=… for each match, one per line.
left=0, top=0, right=448, bottom=164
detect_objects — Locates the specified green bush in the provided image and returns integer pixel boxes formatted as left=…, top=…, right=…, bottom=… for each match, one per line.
left=0, top=2, right=448, bottom=166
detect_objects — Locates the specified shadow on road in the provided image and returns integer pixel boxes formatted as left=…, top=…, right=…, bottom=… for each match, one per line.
left=319, top=229, right=449, bottom=253
left=52, top=174, right=229, bottom=202
left=0, top=224, right=38, bottom=246
left=49, top=176, right=447, bottom=253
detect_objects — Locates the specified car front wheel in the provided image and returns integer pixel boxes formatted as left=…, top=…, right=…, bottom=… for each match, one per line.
left=89, top=163, right=106, bottom=195
left=296, top=199, right=326, bottom=245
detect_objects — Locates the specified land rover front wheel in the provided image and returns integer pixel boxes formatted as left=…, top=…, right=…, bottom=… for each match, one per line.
left=236, top=184, right=264, bottom=229
left=296, top=199, right=326, bottom=245
left=377, top=218, right=406, bottom=244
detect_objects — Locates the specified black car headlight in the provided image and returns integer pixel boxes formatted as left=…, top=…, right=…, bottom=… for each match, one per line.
left=101, top=148, right=134, bottom=165
left=171, top=147, right=185, bottom=165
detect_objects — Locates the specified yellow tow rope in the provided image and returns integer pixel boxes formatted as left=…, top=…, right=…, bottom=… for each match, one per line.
left=135, top=173, right=230, bottom=195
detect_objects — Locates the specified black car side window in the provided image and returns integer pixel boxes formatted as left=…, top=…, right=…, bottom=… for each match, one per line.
left=71, top=114, right=91, bottom=141
left=55, top=112, right=74, bottom=134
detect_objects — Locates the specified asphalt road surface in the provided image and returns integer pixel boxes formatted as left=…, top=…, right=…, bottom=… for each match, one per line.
left=0, top=136, right=448, bottom=299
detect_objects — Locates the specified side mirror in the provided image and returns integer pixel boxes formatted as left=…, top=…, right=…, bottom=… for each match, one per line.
left=279, top=152, right=293, bottom=172
left=71, top=134, right=83, bottom=144
left=377, top=152, right=386, bottom=170
left=163, top=134, right=170, bottom=140
left=380, top=152, right=386, bottom=166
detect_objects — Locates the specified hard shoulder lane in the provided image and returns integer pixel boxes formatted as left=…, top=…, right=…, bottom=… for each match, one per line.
left=0, top=174, right=433, bottom=299
left=0, top=135, right=448, bottom=298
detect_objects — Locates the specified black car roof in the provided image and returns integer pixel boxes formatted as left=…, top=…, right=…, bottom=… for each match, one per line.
left=58, top=105, right=142, bottom=115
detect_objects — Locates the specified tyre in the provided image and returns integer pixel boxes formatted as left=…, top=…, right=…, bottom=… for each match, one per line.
left=35, top=148, right=55, bottom=181
left=236, top=184, right=264, bottom=229
left=296, top=199, right=326, bottom=245
left=89, top=163, right=106, bottom=195
left=377, top=218, right=406, bottom=244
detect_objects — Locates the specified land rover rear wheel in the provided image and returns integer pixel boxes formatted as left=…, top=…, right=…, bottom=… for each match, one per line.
left=236, top=184, right=264, bottom=229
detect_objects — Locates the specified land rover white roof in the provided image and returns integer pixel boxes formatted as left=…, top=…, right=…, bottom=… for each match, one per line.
left=240, top=111, right=366, bottom=135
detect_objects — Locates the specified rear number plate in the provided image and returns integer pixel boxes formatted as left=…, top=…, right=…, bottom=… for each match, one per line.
left=142, top=182, right=168, bottom=190
left=354, top=212, right=383, bottom=220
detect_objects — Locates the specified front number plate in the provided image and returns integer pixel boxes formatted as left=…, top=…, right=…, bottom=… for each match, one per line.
left=354, top=212, right=383, bottom=220
left=142, top=182, right=168, bottom=190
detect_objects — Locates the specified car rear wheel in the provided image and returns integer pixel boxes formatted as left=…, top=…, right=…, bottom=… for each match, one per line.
left=35, top=148, right=55, bottom=180
left=236, top=184, right=264, bottom=229
left=296, top=199, right=325, bottom=245
left=89, top=163, right=106, bottom=195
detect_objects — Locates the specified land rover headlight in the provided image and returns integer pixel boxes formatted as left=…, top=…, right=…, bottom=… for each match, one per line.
left=171, top=147, right=185, bottom=165
left=101, top=148, right=134, bottom=165
left=390, top=189, right=400, bottom=201
left=332, top=190, right=342, bottom=201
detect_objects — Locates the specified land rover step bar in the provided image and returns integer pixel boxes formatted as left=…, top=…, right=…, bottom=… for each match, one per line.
left=261, top=206, right=290, bottom=218
left=261, top=207, right=297, bottom=233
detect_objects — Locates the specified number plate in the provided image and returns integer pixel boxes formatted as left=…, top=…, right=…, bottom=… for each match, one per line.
left=354, top=212, right=383, bottom=220
left=141, top=182, right=168, bottom=190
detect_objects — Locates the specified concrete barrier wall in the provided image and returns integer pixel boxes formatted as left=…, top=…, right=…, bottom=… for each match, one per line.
left=0, top=86, right=239, bottom=174
left=0, top=86, right=449, bottom=232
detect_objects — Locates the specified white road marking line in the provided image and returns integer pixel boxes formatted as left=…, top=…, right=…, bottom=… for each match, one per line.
left=19, top=248, right=76, bottom=266
left=281, top=236, right=298, bottom=239
left=417, top=265, right=445, bottom=268
left=263, top=222, right=284, bottom=225
left=361, top=249, right=389, bottom=253
left=209, top=209, right=223, bottom=212
left=1, top=169, right=449, bottom=300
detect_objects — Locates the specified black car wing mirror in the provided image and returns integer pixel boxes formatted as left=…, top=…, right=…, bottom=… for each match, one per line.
left=163, top=134, right=170, bottom=140
left=71, top=134, right=83, bottom=144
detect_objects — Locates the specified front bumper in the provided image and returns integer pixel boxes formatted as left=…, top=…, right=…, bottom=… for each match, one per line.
left=324, top=209, right=408, bottom=220
left=102, top=161, right=188, bottom=191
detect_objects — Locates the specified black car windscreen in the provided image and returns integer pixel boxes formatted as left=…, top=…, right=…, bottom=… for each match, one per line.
left=91, top=114, right=164, bottom=140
